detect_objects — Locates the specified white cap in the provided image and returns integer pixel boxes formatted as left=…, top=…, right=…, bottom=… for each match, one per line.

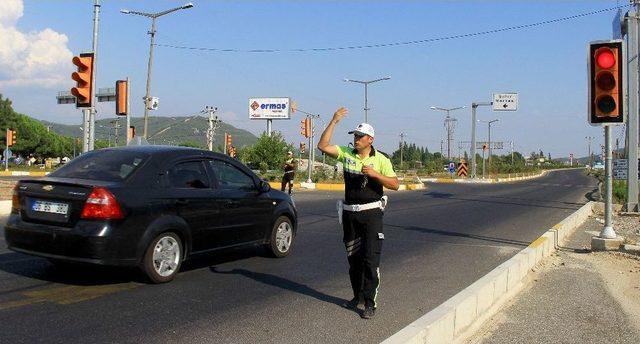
left=348, top=123, right=375, bottom=138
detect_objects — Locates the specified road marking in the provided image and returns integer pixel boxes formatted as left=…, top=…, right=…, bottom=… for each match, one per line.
left=0, top=283, right=141, bottom=310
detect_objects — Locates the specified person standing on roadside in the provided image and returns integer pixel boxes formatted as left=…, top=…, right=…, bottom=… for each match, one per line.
left=317, top=107, right=399, bottom=319
left=281, top=151, right=297, bottom=195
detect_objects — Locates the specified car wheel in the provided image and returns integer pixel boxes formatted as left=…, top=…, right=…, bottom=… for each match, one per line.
left=266, top=216, right=294, bottom=258
left=142, top=232, right=183, bottom=283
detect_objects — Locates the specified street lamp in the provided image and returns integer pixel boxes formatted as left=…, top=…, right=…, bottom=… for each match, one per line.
left=343, top=76, right=390, bottom=123
left=480, top=119, right=499, bottom=173
left=430, top=106, right=465, bottom=160
left=120, top=2, right=194, bottom=140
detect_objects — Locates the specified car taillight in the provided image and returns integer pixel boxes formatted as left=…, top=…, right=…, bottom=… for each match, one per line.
left=80, top=187, right=124, bottom=220
left=11, top=184, right=20, bottom=212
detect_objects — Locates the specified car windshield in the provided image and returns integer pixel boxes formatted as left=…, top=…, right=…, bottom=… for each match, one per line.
left=49, top=150, right=149, bottom=182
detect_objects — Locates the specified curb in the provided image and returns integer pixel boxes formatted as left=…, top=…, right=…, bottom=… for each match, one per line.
left=0, top=171, right=49, bottom=177
left=422, top=170, right=548, bottom=184
left=382, top=201, right=594, bottom=344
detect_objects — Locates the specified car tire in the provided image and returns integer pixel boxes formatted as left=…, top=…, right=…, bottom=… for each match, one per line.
left=266, top=216, right=294, bottom=258
left=142, top=232, right=183, bottom=283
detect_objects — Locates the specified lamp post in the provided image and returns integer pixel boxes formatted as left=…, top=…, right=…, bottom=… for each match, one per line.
left=430, top=106, right=465, bottom=160
left=120, top=2, right=194, bottom=139
left=343, top=77, right=390, bottom=123
left=480, top=119, right=499, bottom=173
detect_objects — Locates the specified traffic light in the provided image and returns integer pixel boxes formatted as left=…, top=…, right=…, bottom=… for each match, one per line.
left=225, top=133, right=232, bottom=147
left=300, top=118, right=311, bottom=138
left=589, top=40, right=624, bottom=125
left=300, top=142, right=305, bottom=154
left=229, top=146, right=237, bottom=158
left=6, top=129, right=14, bottom=147
left=70, top=53, right=94, bottom=108
left=115, top=80, right=128, bottom=116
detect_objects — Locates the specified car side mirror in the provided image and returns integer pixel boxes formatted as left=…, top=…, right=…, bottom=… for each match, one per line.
left=259, top=180, right=271, bottom=193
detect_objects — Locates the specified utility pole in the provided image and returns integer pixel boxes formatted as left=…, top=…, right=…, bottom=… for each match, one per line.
left=430, top=106, right=465, bottom=160
left=471, top=101, right=492, bottom=178
left=204, top=106, right=220, bottom=151
left=399, top=132, right=405, bottom=169
left=625, top=3, right=640, bottom=212
left=586, top=136, right=594, bottom=167
left=110, top=119, right=121, bottom=146
left=510, top=140, right=514, bottom=164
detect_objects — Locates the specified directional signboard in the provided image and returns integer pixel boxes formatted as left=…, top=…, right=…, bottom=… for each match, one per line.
left=493, top=93, right=518, bottom=111
left=448, top=162, right=455, bottom=174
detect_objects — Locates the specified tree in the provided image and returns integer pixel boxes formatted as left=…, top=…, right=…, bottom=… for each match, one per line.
left=245, top=132, right=293, bottom=170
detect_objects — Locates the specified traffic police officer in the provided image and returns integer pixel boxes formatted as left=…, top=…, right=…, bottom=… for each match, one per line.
left=317, top=107, right=399, bottom=319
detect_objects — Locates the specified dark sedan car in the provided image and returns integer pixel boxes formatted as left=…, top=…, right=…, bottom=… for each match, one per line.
left=4, top=146, right=297, bottom=283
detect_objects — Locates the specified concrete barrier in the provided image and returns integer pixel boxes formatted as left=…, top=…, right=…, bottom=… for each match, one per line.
left=267, top=182, right=424, bottom=192
left=0, top=171, right=48, bottom=177
left=382, top=201, right=594, bottom=344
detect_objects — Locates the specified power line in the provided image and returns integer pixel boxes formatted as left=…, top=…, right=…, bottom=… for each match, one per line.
left=154, top=5, right=628, bottom=54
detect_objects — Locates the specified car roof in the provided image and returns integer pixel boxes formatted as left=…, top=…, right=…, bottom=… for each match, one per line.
left=97, top=145, right=224, bottom=158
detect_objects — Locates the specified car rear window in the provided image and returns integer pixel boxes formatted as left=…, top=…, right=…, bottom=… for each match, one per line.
left=49, top=150, right=149, bottom=182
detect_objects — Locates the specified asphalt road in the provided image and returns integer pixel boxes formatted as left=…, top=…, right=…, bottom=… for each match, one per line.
left=0, top=169, right=596, bottom=344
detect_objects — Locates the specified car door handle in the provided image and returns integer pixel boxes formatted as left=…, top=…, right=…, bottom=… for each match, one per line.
left=176, top=199, right=189, bottom=205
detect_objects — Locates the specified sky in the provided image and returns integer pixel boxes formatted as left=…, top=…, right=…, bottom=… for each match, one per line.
left=0, top=0, right=632, bottom=158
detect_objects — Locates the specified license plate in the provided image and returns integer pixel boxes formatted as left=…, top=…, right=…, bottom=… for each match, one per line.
left=32, top=200, right=69, bottom=215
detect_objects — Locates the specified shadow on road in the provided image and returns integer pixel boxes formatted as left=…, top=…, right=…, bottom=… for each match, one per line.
left=422, top=192, right=584, bottom=211
left=385, top=223, right=531, bottom=247
left=210, top=266, right=347, bottom=308
left=0, top=252, right=142, bottom=286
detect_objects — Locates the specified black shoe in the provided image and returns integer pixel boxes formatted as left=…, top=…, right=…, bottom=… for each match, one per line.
left=361, top=306, right=376, bottom=319
left=341, top=297, right=359, bottom=310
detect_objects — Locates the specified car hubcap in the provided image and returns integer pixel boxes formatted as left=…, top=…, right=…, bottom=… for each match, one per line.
left=152, top=236, right=180, bottom=277
left=275, top=222, right=292, bottom=253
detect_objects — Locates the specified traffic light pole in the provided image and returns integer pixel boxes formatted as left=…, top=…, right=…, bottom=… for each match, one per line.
left=626, top=9, right=639, bottom=212
left=89, top=0, right=100, bottom=151
left=307, top=116, right=313, bottom=183
left=601, top=125, right=617, bottom=238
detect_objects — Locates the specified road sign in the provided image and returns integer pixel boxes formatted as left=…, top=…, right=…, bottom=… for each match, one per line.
left=457, top=162, right=468, bottom=177
left=448, top=162, right=455, bottom=174
left=492, top=93, right=518, bottom=111
left=3, top=148, right=12, bottom=159
left=613, top=158, right=628, bottom=180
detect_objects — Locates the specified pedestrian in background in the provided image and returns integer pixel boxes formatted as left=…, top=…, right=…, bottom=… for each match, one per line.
left=281, top=151, right=297, bottom=195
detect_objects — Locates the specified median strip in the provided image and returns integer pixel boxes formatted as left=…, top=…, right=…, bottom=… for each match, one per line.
left=382, top=201, right=595, bottom=344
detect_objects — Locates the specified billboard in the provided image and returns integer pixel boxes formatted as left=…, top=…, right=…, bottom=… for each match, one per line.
left=249, top=97, right=291, bottom=120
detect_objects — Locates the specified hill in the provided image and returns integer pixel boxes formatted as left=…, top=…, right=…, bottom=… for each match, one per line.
left=40, top=115, right=258, bottom=150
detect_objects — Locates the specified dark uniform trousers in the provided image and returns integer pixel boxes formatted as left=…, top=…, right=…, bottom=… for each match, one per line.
left=342, top=207, right=383, bottom=308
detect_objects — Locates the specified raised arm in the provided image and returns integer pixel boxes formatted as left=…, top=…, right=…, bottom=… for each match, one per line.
left=317, top=107, right=348, bottom=159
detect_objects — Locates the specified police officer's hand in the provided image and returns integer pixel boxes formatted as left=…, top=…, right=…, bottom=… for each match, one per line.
left=361, top=165, right=380, bottom=179
left=331, top=107, right=348, bottom=124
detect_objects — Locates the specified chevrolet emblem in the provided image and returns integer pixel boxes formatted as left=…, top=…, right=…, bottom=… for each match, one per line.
left=42, top=185, right=54, bottom=191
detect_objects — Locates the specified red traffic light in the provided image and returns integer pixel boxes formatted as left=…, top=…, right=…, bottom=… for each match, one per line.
left=595, top=49, right=615, bottom=69
left=588, top=41, right=623, bottom=125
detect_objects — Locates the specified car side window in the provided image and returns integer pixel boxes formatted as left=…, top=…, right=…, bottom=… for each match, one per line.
left=168, top=161, right=210, bottom=189
left=209, top=160, right=256, bottom=191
